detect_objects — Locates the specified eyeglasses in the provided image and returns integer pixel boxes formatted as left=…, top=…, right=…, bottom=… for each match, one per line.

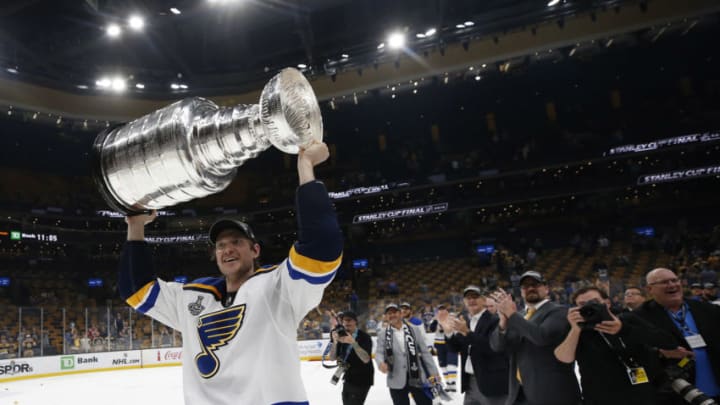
left=648, top=278, right=681, bottom=286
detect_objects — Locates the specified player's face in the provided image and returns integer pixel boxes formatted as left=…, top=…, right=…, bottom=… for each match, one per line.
left=214, top=229, right=259, bottom=279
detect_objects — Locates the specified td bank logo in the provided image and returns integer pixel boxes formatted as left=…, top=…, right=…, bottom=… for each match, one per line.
left=60, top=356, right=75, bottom=370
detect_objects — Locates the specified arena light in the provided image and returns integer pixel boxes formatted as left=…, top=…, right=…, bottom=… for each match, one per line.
left=297, top=63, right=307, bottom=69
left=170, top=8, right=181, bottom=15
left=387, top=32, right=405, bottom=49
left=6, top=67, right=18, bottom=74
left=416, top=33, right=426, bottom=39
left=341, top=53, right=349, bottom=59
left=425, top=28, right=436, bottom=36
left=106, top=23, right=122, bottom=38
left=111, top=77, right=127, bottom=92
left=464, top=21, right=475, bottom=27
left=135, top=83, right=145, bottom=89
left=170, top=83, right=180, bottom=90
left=96, top=77, right=111, bottom=88
left=547, top=0, right=561, bottom=6
left=128, top=15, right=145, bottom=31
left=377, top=42, right=385, bottom=50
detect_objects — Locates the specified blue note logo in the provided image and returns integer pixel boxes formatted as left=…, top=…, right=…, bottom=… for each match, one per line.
left=195, top=305, right=245, bottom=378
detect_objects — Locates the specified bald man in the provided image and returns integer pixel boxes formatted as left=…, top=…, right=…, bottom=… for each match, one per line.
left=634, top=268, right=720, bottom=404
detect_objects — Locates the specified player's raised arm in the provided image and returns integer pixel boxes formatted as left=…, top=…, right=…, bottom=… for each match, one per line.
left=282, top=141, right=343, bottom=316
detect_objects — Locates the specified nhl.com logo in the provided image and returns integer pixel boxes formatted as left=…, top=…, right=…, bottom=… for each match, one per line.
left=0, top=360, right=34, bottom=375
left=112, top=353, right=140, bottom=366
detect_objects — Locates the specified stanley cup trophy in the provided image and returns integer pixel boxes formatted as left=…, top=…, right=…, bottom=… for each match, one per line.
left=92, top=68, right=322, bottom=215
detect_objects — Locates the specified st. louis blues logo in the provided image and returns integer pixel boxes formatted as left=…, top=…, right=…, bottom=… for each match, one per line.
left=195, top=305, right=245, bottom=378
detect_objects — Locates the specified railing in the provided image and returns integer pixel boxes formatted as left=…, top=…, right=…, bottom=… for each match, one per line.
left=0, top=305, right=181, bottom=359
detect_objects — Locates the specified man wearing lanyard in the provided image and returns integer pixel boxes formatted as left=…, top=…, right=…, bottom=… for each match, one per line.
left=635, top=268, right=720, bottom=404
left=554, top=286, right=677, bottom=405
left=330, top=311, right=374, bottom=405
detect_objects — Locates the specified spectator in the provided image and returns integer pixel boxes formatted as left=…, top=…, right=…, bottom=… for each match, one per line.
left=441, top=286, right=509, bottom=404
left=689, top=283, right=704, bottom=301
left=554, top=286, right=676, bottom=405
left=635, top=268, right=720, bottom=404
left=703, top=283, right=718, bottom=304
left=623, top=286, right=646, bottom=311
left=700, top=267, right=717, bottom=285
left=490, top=271, right=581, bottom=405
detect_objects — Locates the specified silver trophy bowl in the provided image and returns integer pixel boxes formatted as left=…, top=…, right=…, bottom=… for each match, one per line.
left=92, top=68, right=322, bottom=214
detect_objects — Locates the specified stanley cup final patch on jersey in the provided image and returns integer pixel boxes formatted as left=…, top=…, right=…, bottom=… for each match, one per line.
left=188, top=296, right=206, bottom=316
left=195, top=305, right=246, bottom=378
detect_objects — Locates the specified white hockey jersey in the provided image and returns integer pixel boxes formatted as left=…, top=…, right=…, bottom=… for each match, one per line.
left=119, top=180, right=343, bottom=405
left=126, top=245, right=341, bottom=404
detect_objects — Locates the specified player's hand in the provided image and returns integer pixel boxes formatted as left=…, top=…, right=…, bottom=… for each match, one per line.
left=298, top=140, right=329, bottom=167
left=125, top=210, right=157, bottom=227
left=379, top=362, right=389, bottom=374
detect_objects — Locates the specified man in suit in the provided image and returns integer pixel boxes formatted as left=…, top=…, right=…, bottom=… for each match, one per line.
left=439, top=285, right=509, bottom=405
left=634, top=268, right=720, bottom=404
left=376, top=303, right=440, bottom=405
left=490, top=271, right=581, bottom=405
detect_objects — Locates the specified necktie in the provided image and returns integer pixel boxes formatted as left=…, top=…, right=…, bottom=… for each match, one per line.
left=516, top=306, right=537, bottom=383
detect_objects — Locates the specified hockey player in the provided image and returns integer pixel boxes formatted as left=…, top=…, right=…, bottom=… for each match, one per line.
left=428, top=304, right=459, bottom=391
left=118, top=140, right=343, bottom=405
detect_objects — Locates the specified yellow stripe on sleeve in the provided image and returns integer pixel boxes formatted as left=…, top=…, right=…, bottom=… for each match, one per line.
left=289, top=245, right=342, bottom=275
left=183, top=283, right=221, bottom=300
left=126, top=281, right=156, bottom=308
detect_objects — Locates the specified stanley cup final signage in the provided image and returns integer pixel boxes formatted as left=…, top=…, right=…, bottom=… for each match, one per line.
left=92, top=68, right=322, bottom=214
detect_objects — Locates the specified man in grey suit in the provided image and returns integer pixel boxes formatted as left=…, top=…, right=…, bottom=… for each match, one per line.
left=376, top=303, right=440, bottom=405
left=490, top=271, right=581, bottom=405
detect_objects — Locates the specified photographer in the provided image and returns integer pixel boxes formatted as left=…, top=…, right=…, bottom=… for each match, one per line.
left=554, top=286, right=677, bottom=405
left=329, top=311, right=374, bottom=405
left=635, top=268, right=720, bottom=404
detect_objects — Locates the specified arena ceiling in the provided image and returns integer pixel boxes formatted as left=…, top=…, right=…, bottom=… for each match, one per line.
left=0, top=0, right=629, bottom=95
left=0, top=0, right=718, bottom=121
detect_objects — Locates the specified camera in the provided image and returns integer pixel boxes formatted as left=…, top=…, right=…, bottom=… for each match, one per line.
left=577, top=301, right=612, bottom=330
left=329, top=362, right=348, bottom=385
left=666, top=358, right=718, bottom=405
left=333, top=325, right=348, bottom=337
